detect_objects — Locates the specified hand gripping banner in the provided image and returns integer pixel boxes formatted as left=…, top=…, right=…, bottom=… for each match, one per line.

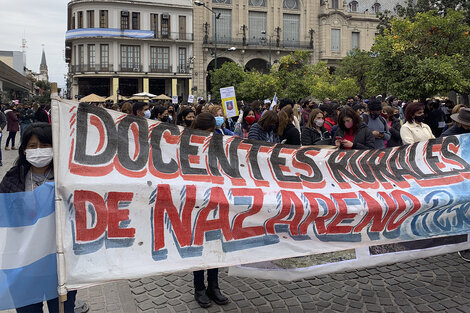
left=51, top=101, right=470, bottom=289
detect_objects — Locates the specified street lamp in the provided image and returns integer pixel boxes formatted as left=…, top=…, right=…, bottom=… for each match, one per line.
left=261, top=30, right=272, bottom=70
left=194, top=1, right=221, bottom=69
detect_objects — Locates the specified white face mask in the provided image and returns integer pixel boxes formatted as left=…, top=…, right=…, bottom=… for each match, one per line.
left=26, top=147, right=53, bottom=168
left=144, top=110, right=151, bottom=119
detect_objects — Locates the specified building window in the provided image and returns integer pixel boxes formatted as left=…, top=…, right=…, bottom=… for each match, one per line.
left=150, top=47, right=169, bottom=71
left=121, top=45, right=140, bottom=71
left=179, top=16, right=187, bottom=40
left=349, top=1, right=358, bottom=12
left=331, top=0, right=339, bottom=9
left=249, top=0, right=266, bottom=7
left=213, top=9, right=232, bottom=43
left=77, top=11, right=83, bottom=28
left=121, top=11, right=130, bottom=30
left=283, top=0, right=299, bottom=10
left=87, top=10, right=94, bottom=28
left=372, top=3, right=381, bottom=13
left=132, top=12, right=140, bottom=30
left=352, top=32, right=360, bottom=49
left=99, top=10, right=108, bottom=28
left=72, top=13, right=76, bottom=29
left=331, top=29, right=340, bottom=52
left=78, top=45, right=84, bottom=69
left=87, top=44, right=95, bottom=69
left=283, top=14, right=300, bottom=46
left=151, top=14, right=158, bottom=37
left=179, top=48, right=186, bottom=73
left=249, top=11, right=267, bottom=44
left=161, top=14, right=170, bottom=38
left=100, top=44, right=109, bottom=69
left=212, top=0, right=231, bottom=3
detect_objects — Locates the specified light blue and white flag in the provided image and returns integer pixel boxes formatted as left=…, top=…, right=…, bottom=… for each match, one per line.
left=270, top=93, right=278, bottom=111
left=0, top=182, right=58, bottom=310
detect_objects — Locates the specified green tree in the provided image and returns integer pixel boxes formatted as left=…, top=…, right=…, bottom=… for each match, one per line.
left=370, top=10, right=470, bottom=101
left=34, top=80, right=51, bottom=104
left=210, top=62, right=246, bottom=100
left=238, top=71, right=279, bottom=102
left=336, top=49, right=375, bottom=97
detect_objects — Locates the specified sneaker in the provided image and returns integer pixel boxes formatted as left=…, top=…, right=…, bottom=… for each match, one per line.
left=11, top=147, right=17, bottom=150
left=5, top=147, right=9, bottom=150
left=458, top=249, right=470, bottom=262
left=74, top=300, right=89, bottom=313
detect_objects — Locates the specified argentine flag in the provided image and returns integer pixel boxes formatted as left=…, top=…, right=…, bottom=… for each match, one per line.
left=270, top=93, right=278, bottom=111
left=0, top=182, right=58, bottom=309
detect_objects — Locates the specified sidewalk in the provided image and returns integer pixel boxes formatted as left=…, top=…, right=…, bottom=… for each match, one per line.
left=2, top=132, right=470, bottom=312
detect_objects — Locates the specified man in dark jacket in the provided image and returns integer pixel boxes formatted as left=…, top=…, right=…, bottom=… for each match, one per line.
left=19, top=104, right=35, bottom=139
left=441, top=107, right=470, bottom=137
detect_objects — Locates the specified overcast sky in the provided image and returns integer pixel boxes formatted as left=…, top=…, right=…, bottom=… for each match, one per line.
left=0, top=0, right=67, bottom=88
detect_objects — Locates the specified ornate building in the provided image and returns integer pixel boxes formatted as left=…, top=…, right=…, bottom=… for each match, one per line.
left=192, top=0, right=405, bottom=97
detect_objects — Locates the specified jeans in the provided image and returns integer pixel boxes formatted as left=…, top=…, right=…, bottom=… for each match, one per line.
left=16, top=290, right=77, bottom=313
left=5, top=131, right=16, bottom=148
left=193, top=268, right=219, bottom=291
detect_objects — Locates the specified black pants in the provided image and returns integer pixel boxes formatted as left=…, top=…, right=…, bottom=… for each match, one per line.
left=193, top=268, right=219, bottom=291
left=5, top=131, right=16, bottom=148
left=16, top=290, right=77, bottom=313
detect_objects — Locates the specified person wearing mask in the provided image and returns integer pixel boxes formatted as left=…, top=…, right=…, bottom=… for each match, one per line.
left=0, top=109, right=6, bottom=166
left=300, top=100, right=315, bottom=126
left=277, top=105, right=301, bottom=145
left=0, top=123, right=85, bottom=313
left=151, top=106, right=170, bottom=122
left=233, top=106, right=256, bottom=139
left=209, top=105, right=233, bottom=136
left=362, top=101, right=391, bottom=149
left=167, top=105, right=176, bottom=124
left=177, top=108, right=196, bottom=127
left=34, top=104, right=50, bottom=124
left=301, top=108, right=332, bottom=146
left=400, top=102, right=435, bottom=145
left=441, top=107, right=470, bottom=137
left=383, top=106, right=402, bottom=147
left=18, top=104, right=35, bottom=140
left=132, top=102, right=150, bottom=118
left=321, top=103, right=338, bottom=133
left=335, top=106, right=375, bottom=150
left=250, top=100, right=263, bottom=122
left=5, top=104, right=20, bottom=150
left=247, top=111, right=279, bottom=143
left=426, top=101, right=447, bottom=137
left=189, top=113, right=230, bottom=308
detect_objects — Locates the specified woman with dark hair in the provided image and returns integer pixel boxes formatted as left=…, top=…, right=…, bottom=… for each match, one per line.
left=250, top=100, right=263, bottom=122
left=383, top=106, right=402, bottom=147
left=277, top=105, right=300, bottom=145
left=233, top=106, right=256, bottom=139
left=0, top=123, right=83, bottom=312
left=247, top=110, right=279, bottom=143
left=334, top=106, right=375, bottom=150
left=189, top=113, right=229, bottom=308
left=167, top=105, right=176, bottom=124
left=151, top=105, right=170, bottom=122
left=321, top=103, right=338, bottom=133
left=301, top=108, right=332, bottom=146
left=177, top=108, right=196, bottom=127
left=400, top=102, right=435, bottom=145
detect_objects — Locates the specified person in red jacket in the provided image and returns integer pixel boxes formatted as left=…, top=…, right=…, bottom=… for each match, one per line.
left=5, top=104, right=20, bottom=150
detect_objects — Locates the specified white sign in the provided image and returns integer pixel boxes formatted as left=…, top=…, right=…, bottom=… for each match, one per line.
left=172, top=96, right=178, bottom=104
left=220, top=86, right=238, bottom=118
left=188, top=95, right=194, bottom=104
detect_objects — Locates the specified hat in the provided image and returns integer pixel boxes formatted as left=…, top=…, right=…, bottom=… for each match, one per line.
left=368, top=101, right=382, bottom=111
left=451, top=108, right=470, bottom=127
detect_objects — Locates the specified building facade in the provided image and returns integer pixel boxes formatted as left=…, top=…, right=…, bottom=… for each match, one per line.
left=66, top=0, right=194, bottom=100
left=192, top=0, right=405, bottom=97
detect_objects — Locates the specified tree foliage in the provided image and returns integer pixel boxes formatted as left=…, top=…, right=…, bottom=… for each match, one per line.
left=336, top=49, right=375, bottom=97
left=210, top=62, right=246, bottom=100
left=34, top=80, right=51, bottom=104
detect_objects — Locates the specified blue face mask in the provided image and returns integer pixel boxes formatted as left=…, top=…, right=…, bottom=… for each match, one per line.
left=215, top=116, right=225, bottom=128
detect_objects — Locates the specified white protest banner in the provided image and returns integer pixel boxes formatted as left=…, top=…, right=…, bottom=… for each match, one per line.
left=220, top=86, right=238, bottom=118
left=188, top=95, right=194, bottom=104
left=172, top=96, right=178, bottom=104
left=52, top=100, right=470, bottom=289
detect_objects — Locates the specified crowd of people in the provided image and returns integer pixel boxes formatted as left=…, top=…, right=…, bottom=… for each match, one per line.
left=1, top=95, right=469, bottom=311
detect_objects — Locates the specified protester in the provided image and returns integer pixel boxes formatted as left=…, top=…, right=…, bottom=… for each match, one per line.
left=382, top=106, right=402, bottom=147
left=247, top=110, right=279, bottom=143
left=441, top=107, right=470, bottom=137
left=233, top=106, right=256, bottom=139
left=400, top=102, right=435, bottom=145
left=121, top=102, right=133, bottom=115
left=18, top=104, right=35, bottom=139
left=334, top=106, right=375, bottom=150
left=34, top=104, right=50, bottom=124
left=442, top=104, right=467, bottom=134
left=5, top=104, right=20, bottom=150
left=321, top=103, right=338, bottom=133
left=167, top=105, right=176, bottom=124
left=0, top=122, right=81, bottom=313
left=132, top=102, right=150, bottom=118
left=292, top=103, right=302, bottom=132
left=189, top=113, right=230, bottom=308
left=151, top=106, right=169, bottom=122
left=277, top=105, right=300, bottom=145
left=0, top=109, right=6, bottom=166
left=362, top=100, right=390, bottom=149
left=209, top=105, right=233, bottom=136
left=301, top=108, right=332, bottom=146
left=251, top=100, right=263, bottom=122
left=426, top=100, right=447, bottom=137
left=177, top=108, right=195, bottom=127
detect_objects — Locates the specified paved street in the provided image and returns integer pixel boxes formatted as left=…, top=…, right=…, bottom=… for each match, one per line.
left=2, top=130, right=470, bottom=312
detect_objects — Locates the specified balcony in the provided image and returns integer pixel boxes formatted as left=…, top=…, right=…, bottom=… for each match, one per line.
left=204, top=37, right=314, bottom=49
left=177, top=65, right=190, bottom=74
left=120, top=64, right=143, bottom=72
left=71, top=64, right=113, bottom=73
left=149, top=65, right=172, bottom=73
left=152, top=31, right=194, bottom=41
